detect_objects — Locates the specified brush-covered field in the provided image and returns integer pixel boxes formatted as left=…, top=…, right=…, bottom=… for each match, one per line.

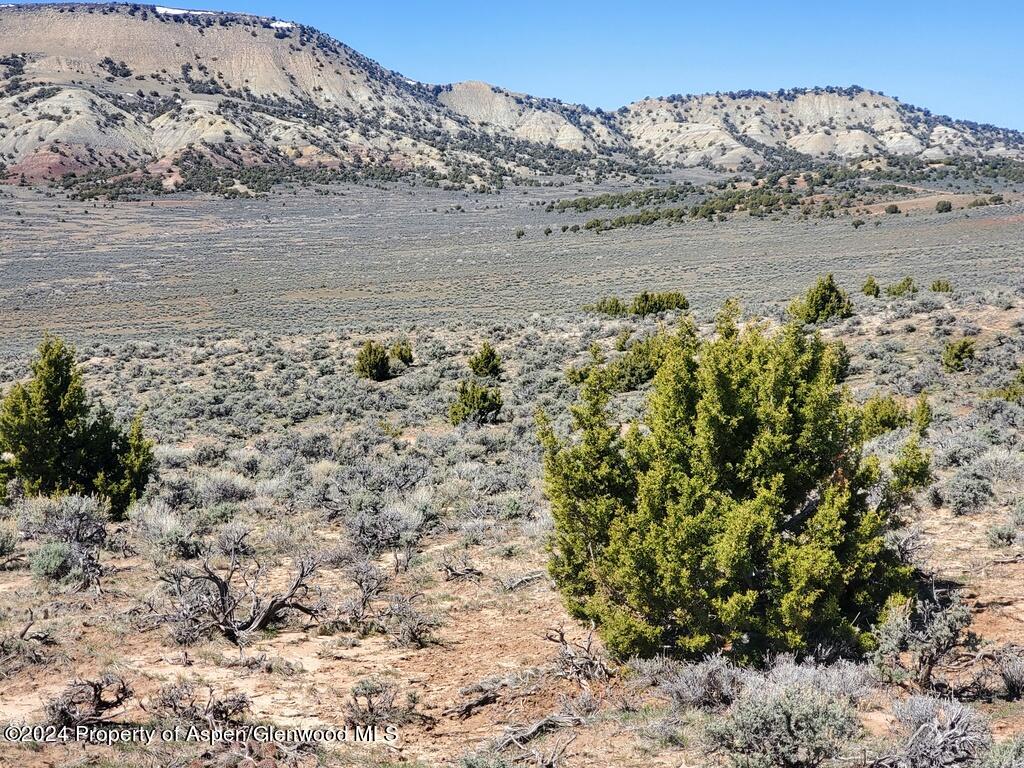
left=1, top=179, right=1024, bottom=768
left=1, top=177, right=1022, bottom=345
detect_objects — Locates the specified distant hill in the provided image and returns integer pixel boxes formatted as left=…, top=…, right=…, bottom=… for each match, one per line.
left=2, top=3, right=1022, bottom=187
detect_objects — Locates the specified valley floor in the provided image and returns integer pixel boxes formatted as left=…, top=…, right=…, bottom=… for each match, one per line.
left=0, top=182, right=1022, bottom=347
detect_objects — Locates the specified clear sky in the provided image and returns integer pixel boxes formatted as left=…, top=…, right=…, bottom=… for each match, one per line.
left=13, top=0, right=1024, bottom=129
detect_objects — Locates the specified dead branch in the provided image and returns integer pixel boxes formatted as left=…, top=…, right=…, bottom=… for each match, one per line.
left=145, top=680, right=251, bottom=727
left=497, top=715, right=584, bottom=751
left=443, top=689, right=498, bottom=719
left=498, top=571, right=545, bottom=592
left=157, top=530, right=326, bottom=650
left=545, top=626, right=612, bottom=688
left=516, top=733, right=577, bottom=768
left=45, top=674, right=133, bottom=727
left=440, top=552, right=483, bottom=582
left=992, top=553, right=1024, bottom=564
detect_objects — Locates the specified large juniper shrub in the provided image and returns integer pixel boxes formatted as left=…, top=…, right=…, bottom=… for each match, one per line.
left=354, top=341, right=391, bottom=382
left=539, top=301, right=923, bottom=660
left=585, top=291, right=689, bottom=318
left=942, top=338, right=976, bottom=373
left=389, top=338, right=413, bottom=368
left=0, top=336, right=155, bottom=519
left=631, top=290, right=689, bottom=317
left=468, top=342, right=503, bottom=378
left=862, top=276, right=881, bottom=298
left=788, top=274, right=853, bottom=325
left=886, top=277, right=918, bottom=298
left=861, top=394, right=910, bottom=440
left=449, top=381, right=503, bottom=425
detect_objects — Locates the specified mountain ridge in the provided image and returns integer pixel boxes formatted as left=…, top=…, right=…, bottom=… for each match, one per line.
left=2, top=2, right=1022, bottom=187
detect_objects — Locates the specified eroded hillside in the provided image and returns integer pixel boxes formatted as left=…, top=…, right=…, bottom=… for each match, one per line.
left=1, top=3, right=1022, bottom=188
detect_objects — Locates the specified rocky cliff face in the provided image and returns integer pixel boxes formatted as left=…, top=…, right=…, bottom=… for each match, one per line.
left=1, top=3, right=1021, bottom=183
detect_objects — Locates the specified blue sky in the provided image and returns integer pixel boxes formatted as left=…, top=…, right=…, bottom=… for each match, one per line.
left=15, top=1, right=1024, bottom=129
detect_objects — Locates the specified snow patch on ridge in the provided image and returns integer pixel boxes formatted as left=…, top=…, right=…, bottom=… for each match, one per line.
left=155, top=6, right=214, bottom=15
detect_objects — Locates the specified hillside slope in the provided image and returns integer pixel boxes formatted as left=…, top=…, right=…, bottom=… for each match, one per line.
left=1, top=3, right=1022, bottom=185
left=617, top=88, right=1024, bottom=167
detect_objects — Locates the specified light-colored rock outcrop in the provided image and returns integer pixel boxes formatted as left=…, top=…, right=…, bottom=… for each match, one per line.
left=1, top=4, right=1021, bottom=180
